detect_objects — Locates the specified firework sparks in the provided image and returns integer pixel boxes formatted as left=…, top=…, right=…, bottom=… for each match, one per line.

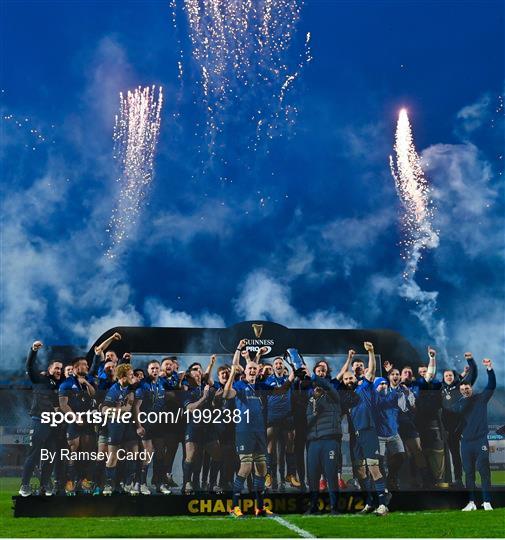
left=390, top=109, right=447, bottom=358
left=106, top=86, right=163, bottom=259
left=172, top=0, right=311, bottom=166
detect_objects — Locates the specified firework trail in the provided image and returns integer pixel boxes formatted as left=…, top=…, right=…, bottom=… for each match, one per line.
left=390, top=109, right=448, bottom=359
left=106, top=86, right=163, bottom=259
left=171, top=0, right=311, bottom=168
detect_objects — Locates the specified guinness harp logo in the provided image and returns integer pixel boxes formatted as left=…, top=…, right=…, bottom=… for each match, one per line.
left=252, top=324, right=263, bottom=338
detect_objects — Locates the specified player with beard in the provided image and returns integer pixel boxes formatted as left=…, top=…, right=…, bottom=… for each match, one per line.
left=341, top=342, right=390, bottom=515
left=392, top=364, right=430, bottom=487
left=181, top=357, right=222, bottom=494
left=159, top=356, right=184, bottom=489
left=373, top=376, right=406, bottom=491
left=102, top=364, right=137, bottom=495
left=19, top=341, right=64, bottom=497
left=134, top=360, right=171, bottom=495
left=212, top=365, right=237, bottom=491
left=411, top=347, right=447, bottom=488
left=223, top=340, right=295, bottom=518
left=305, top=369, right=343, bottom=515
left=265, top=356, right=300, bottom=491
left=450, top=358, right=496, bottom=511
left=441, top=352, right=477, bottom=488
left=58, top=357, right=96, bottom=494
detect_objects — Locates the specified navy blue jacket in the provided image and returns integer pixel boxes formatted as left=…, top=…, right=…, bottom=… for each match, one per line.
left=306, top=376, right=342, bottom=441
left=450, top=369, right=496, bottom=441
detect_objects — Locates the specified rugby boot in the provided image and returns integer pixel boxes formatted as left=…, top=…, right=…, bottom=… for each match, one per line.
left=102, top=484, right=113, bottom=496
left=40, top=484, right=53, bottom=496
left=255, top=507, right=275, bottom=517
left=159, top=484, right=172, bottom=495
left=374, top=505, right=389, bottom=516
left=285, top=474, right=301, bottom=488
left=359, top=504, right=375, bottom=514
left=18, top=485, right=32, bottom=497
left=230, top=506, right=244, bottom=518
left=140, top=483, right=151, bottom=495
left=319, top=478, right=328, bottom=491
left=461, top=501, right=477, bottom=511
left=482, top=502, right=493, bottom=511
left=129, top=482, right=140, bottom=495
left=264, top=473, right=272, bottom=489
left=166, top=473, right=178, bottom=488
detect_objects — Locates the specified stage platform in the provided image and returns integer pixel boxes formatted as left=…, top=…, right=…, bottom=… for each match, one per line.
left=12, top=489, right=505, bottom=517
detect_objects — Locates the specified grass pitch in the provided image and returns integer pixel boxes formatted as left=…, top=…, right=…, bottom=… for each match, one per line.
left=1, top=477, right=504, bottom=538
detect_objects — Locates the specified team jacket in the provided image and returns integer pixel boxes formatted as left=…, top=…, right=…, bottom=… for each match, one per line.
left=306, top=376, right=342, bottom=441
left=449, top=368, right=496, bottom=441
left=26, top=348, right=60, bottom=417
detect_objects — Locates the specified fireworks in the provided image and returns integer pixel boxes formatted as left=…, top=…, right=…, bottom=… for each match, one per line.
left=390, top=109, right=447, bottom=359
left=106, top=86, right=163, bottom=259
left=172, top=0, right=311, bottom=162
left=389, top=109, right=439, bottom=278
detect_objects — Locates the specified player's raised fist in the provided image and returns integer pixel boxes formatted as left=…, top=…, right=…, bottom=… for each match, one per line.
left=364, top=342, right=374, bottom=352
left=258, top=346, right=269, bottom=356
left=32, top=341, right=43, bottom=351
left=123, top=352, right=131, bottom=361
left=113, top=332, right=122, bottom=341
left=238, top=339, right=247, bottom=349
left=210, top=354, right=217, bottom=364
left=383, top=360, right=393, bottom=373
left=483, top=358, right=493, bottom=369
left=428, top=347, right=436, bottom=358
left=464, top=352, right=473, bottom=359
left=348, top=349, right=356, bottom=357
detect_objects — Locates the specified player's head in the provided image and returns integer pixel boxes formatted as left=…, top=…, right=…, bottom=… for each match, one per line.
left=187, top=362, right=203, bottom=385
left=352, top=359, right=365, bottom=376
left=245, top=361, right=259, bottom=383
left=443, top=370, right=455, bottom=385
left=116, top=363, right=133, bottom=385
left=314, top=360, right=328, bottom=378
left=48, top=360, right=63, bottom=380
left=459, top=382, right=473, bottom=398
left=401, top=366, right=414, bottom=382
left=73, top=357, right=88, bottom=376
left=147, top=360, right=160, bottom=379
left=273, top=356, right=284, bottom=375
left=418, top=364, right=428, bottom=378
left=374, top=377, right=388, bottom=393
left=105, top=350, right=118, bottom=364
left=161, top=357, right=175, bottom=376
left=261, top=363, right=273, bottom=377
left=133, top=368, right=144, bottom=382
left=104, top=361, right=115, bottom=378
left=388, top=368, right=401, bottom=386
left=64, top=364, right=74, bottom=378
left=342, top=371, right=357, bottom=388
left=217, top=365, right=230, bottom=385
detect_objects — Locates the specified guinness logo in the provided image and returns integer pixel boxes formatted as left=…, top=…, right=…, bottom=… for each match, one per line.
left=252, top=324, right=263, bottom=338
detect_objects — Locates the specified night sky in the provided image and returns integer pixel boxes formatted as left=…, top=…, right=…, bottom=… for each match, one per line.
left=1, top=0, right=504, bottom=381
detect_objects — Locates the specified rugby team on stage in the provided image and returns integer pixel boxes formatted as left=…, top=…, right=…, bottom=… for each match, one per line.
left=19, top=333, right=496, bottom=516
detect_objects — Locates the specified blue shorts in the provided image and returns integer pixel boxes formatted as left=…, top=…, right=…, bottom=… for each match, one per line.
left=66, top=422, right=95, bottom=441
left=107, top=421, right=137, bottom=446
left=352, top=428, right=380, bottom=462
left=235, top=430, right=267, bottom=455
left=267, top=415, right=294, bottom=430
left=185, top=423, right=218, bottom=445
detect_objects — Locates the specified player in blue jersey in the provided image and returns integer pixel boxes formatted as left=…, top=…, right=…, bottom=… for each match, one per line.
left=102, top=363, right=137, bottom=495
left=92, top=332, right=122, bottom=380
left=449, top=358, right=496, bottom=511
left=341, top=342, right=390, bottom=515
left=223, top=340, right=295, bottom=518
left=160, top=356, right=184, bottom=489
left=373, top=377, right=406, bottom=490
left=58, top=357, right=96, bottom=494
left=265, top=356, right=300, bottom=490
left=133, top=360, right=171, bottom=495
left=181, top=356, right=222, bottom=494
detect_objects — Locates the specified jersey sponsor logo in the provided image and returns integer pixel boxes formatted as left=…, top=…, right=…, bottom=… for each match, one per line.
left=329, top=450, right=335, bottom=460
left=482, top=445, right=488, bottom=451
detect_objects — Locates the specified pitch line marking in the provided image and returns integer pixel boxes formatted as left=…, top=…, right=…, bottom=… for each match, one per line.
left=272, top=515, right=315, bottom=538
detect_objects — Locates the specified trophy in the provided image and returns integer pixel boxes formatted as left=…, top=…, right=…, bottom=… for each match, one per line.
left=284, top=348, right=309, bottom=380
